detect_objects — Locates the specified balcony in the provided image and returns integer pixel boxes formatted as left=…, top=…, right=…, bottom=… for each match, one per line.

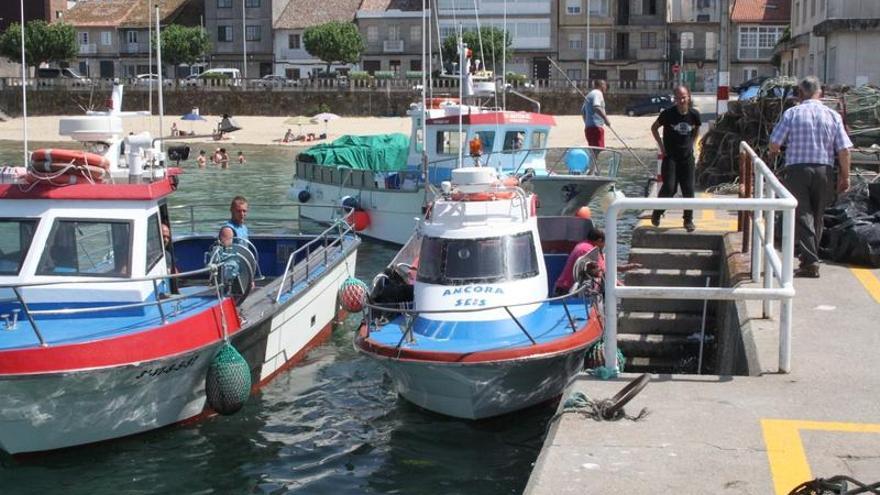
left=672, top=48, right=716, bottom=62
left=121, top=42, right=149, bottom=54
left=79, top=44, right=96, bottom=55
left=383, top=39, right=404, bottom=53
left=586, top=48, right=610, bottom=60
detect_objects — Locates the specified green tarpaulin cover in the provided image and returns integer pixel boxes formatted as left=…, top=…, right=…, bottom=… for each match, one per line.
left=297, top=134, right=411, bottom=172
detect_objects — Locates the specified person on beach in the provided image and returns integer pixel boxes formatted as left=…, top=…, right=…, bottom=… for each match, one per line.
left=650, top=85, right=701, bottom=232
left=196, top=150, right=207, bottom=168
left=238, top=151, right=246, bottom=165
left=282, top=128, right=294, bottom=143
left=224, top=196, right=249, bottom=241
left=553, top=229, right=641, bottom=295
left=768, top=76, right=852, bottom=278
left=171, top=122, right=179, bottom=137
left=582, top=80, right=611, bottom=148
left=219, top=148, right=230, bottom=169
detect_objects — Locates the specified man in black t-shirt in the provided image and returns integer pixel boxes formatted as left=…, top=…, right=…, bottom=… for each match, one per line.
left=650, top=85, right=702, bottom=232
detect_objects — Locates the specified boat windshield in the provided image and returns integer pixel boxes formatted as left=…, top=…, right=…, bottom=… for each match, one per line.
left=37, top=219, right=133, bottom=277
left=417, top=232, right=538, bottom=285
left=0, top=219, right=39, bottom=276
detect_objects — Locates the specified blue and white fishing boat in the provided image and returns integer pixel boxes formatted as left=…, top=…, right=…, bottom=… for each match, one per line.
left=355, top=166, right=603, bottom=419
left=0, top=96, right=359, bottom=454
left=289, top=48, right=621, bottom=245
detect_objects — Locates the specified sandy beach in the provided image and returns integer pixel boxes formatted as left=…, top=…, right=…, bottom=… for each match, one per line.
left=0, top=114, right=660, bottom=151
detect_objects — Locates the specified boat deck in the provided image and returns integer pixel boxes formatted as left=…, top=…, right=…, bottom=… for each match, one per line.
left=526, top=203, right=880, bottom=494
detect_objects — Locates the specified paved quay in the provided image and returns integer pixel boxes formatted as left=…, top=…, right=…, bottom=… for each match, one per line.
left=526, top=208, right=880, bottom=495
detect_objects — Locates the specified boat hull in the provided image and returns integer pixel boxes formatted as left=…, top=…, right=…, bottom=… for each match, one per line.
left=369, top=347, right=588, bottom=419
left=529, top=175, right=615, bottom=216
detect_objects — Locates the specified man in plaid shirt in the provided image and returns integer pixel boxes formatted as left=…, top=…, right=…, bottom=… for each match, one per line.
left=769, top=76, right=852, bottom=278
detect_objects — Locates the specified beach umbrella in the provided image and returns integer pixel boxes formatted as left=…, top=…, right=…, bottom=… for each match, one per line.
left=311, top=112, right=340, bottom=134
left=180, top=112, right=206, bottom=134
left=284, top=115, right=312, bottom=136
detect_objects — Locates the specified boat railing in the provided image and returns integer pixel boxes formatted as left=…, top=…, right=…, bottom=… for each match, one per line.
left=274, top=210, right=357, bottom=303
left=602, top=141, right=797, bottom=376
left=167, top=203, right=349, bottom=236
left=363, top=282, right=599, bottom=348
left=0, top=266, right=221, bottom=348
left=424, top=146, right=622, bottom=179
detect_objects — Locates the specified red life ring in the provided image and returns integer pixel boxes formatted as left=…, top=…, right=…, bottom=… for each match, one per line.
left=451, top=190, right=516, bottom=202
left=426, top=97, right=460, bottom=109
left=347, top=210, right=371, bottom=231
left=30, top=149, right=110, bottom=170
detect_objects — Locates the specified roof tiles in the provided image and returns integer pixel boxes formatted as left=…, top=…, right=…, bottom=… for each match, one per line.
left=274, top=0, right=363, bottom=29
left=731, top=0, right=791, bottom=23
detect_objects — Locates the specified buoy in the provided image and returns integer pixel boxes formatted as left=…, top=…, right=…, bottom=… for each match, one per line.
left=469, top=136, right=482, bottom=157
left=600, top=187, right=626, bottom=211
left=205, top=343, right=252, bottom=415
left=297, top=189, right=311, bottom=203
left=575, top=206, right=592, bottom=219
left=347, top=210, right=370, bottom=231
left=564, top=149, right=591, bottom=174
left=339, top=277, right=368, bottom=312
left=501, top=176, right=519, bottom=188
left=340, top=195, right=360, bottom=211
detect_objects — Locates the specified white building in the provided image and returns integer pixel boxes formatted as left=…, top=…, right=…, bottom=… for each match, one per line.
left=272, top=0, right=361, bottom=78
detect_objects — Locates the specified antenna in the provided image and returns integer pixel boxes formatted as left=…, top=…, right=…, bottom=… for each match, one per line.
left=155, top=4, right=165, bottom=154
left=19, top=0, right=27, bottom=167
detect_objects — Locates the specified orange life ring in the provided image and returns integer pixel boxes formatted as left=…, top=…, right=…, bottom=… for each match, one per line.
left=451, top=190, right=516, bottom=201
left=30, top=149, right=110, bottom=170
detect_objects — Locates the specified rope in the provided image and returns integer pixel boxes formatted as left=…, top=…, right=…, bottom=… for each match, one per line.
left=553, top=391, right=649, bottom=422
left=787, top=475, right=879, bottom=495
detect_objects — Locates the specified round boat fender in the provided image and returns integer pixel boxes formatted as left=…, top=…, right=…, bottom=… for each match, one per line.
left=347, top=210, right=370, bottom=231
left=340, top=195, right=360, bottom=211
left=297, top=189, right=311, bottom=203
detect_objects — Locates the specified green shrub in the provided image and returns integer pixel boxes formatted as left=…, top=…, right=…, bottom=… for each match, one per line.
left=200, top=72, right=230, bottom=80
left=505, top=72, right=527, bottom=84
left=374, top=71, right=395, bottom=80
left=349, top=71, right=370, bottom=80
left=405, top=71, right=423, bottom=79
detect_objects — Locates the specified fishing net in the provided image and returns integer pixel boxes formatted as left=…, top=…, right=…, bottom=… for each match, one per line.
left=205, top=343, right=252, bottom=416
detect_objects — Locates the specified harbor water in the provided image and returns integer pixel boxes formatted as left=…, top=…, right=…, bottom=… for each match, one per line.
left=0, top=141, right=648, bottom=494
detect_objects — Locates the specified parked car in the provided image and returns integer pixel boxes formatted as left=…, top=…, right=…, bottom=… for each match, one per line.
left=181, top=68, right=242, bottom=87
left=624, top=94, right=673, bottom=116
left=252, top=74, right=296, bottom=88
left=36, top=67, right=90, bottom=85
left=733, top=76, right=770, bottom=94
left=134, top=73, right=173, bottom=87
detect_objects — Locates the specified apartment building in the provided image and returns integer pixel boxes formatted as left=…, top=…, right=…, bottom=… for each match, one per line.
left=433, top=0, right=556, bottom=79
left=667, top=0, right=721, bottom=92
left=272, top=0, right=362, bottom=78
left=0, top=0, right=69, bottom=77
left=611, top=0, right=668, bottom=87
left=206, top=0, right=284, bottom=78
left=357, top=0, right=424, bottom=75
left=730, top=0, right=789, bottom=87
left=65, top=0, right=202, bottom=79
left=812, top=0, right=880, bottom=85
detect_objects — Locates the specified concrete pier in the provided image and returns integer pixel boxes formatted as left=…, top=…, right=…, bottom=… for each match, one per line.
left=526, top=207, right=880, bottom=494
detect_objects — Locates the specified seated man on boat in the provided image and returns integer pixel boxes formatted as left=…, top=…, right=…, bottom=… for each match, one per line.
left=224, top=195, right=249, bottom=241
left=553, top=229, right=641, bottom=295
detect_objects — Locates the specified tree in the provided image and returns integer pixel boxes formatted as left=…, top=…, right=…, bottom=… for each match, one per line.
left=0, top=21, right=77, bottom=77
left=159, top=24, right=211, bottom=75
left=441, top=27, right=512, bottom=73
left=303, top=21, right=364, bottom=74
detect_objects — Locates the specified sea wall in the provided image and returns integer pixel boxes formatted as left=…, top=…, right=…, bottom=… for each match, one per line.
left=0, top=88, right=649, bottom=117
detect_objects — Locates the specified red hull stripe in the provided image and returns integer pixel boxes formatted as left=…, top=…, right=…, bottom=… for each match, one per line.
left=0, top=175, right=177, bottom=201
left=356, top=309, right=602, bottom=363
left=427, top=112, right=556, bottom=127
left=0, top=299, right=241, bottom=375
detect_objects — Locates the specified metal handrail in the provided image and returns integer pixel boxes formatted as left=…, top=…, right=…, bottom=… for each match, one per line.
left=1, top=265, right=218, bottom=348
left=274, top=213, right=356, bottom=303
left=167, top=203, right=350, bottom=235
left=423, top=146, right=622, bottom=178
left=602, top=141, right=797, bottom=375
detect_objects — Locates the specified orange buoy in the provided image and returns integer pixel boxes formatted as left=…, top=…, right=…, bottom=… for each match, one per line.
left=576, top=206, right=592, bottom=219
left=348, top=210, right=371, bottom=231
left=30, top=149, right=110, bottom=170
left=501, top=176, right=519, bottom=188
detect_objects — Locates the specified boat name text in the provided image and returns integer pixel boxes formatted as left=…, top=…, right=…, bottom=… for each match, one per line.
left=441, top=286, right=504, bottom=296
left=135, top=354, right=200, bottom=380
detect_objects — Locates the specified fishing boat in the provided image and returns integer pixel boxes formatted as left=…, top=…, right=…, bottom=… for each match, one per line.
left=355, top=166, right=604, bottom=419
left=288, top=49, right=621, bottom=245
left=0, top=88, right=359, bottom=455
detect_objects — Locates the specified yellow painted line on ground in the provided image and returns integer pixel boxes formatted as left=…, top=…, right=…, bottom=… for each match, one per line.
left=850, top=268, right=880, bottom=304
left=762, top=419, right=880, bottom=495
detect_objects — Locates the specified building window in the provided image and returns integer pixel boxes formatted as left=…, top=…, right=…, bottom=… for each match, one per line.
left=737, top=26, right=784, bottom=60
left=246, top=25, right=261, bottom=42
left=642, top=0, right=657, bottom=15
left=566, top=68, right=582, bottom=80
left=568, top=33, right=583, bottom=49
left=410, top=26, right=421, bottom=42
left=680, top=31, right=694, bottom=49
left=705, top=32, right=717, bottom=59
left=589, top=32, right=607, bottom=59
left=566, top=0, right=582, bottom=15
left=640, top=32, right=656, bottom=49
left=285, top=68, right=301, bottom=79
left=127, top=31, right=138, bottom=44
left=288, top=34, right=300, bottom=49
left=367, top=26, right=378, bottom=43
left=79, top=61, right=89, bottom=76
left=645, top=68, right=660, bottom=80
left=589, top=0, right=608, bottom=15
left=218, top=25, right=233, bottom=42
left=101, top=31, right=112, bottom=46
left=79, top=32, right=89, bottom=45
left=388, top=26, right=400, bottom=41
left=245, top=0, right=260, bottom=6
left=217, top=0, right=232, bottom=7
left=793, top=2, right=799, bottom=26
left=56, top=10, right=63, bottom=20
left=410, top=59, right=421, bottom=71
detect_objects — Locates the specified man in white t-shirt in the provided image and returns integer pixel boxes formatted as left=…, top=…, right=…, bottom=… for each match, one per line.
left=581, top=80, right=611, bottom=148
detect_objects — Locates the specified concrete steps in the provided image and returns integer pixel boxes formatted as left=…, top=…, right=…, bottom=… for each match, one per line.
left=616, top=226, right=722, bottom=374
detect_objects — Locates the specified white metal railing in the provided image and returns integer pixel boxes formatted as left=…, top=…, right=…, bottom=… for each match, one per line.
left=602, top=142, right=797, bottom=375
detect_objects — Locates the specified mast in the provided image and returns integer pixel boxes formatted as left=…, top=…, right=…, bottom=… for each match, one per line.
left=155, top=4, right=165, bottom=153
left=19, top=0, right=28, bottom=167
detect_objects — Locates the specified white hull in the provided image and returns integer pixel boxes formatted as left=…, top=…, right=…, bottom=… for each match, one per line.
left=292, top=179, right=422, bottom=244
left=0, top=347, right=218, bottom=454
left=529, top=175, right=615, bottom=216
left=374, top=348, right=588, bottom=420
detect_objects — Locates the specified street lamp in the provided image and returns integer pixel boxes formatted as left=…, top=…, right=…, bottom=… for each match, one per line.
left=241, top=0, right=247, bottom=78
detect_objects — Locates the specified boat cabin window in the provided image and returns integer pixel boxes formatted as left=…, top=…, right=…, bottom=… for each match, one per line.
left=474, top=130, right=495, bottom=152
left=0, top=219, right=39, bottom=275
left=436, top=130, right=465, bottom=155
left=417, top=232, right=539, bottom=284
left=145, top=213, right=164, bottom=272
left=37, top=220, right=132, bottom=277
left=531, top=130, right=548, bottom=150
left=415, top=127, right=424, bottom=153
left=502, top=131, right=527, bottom=151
